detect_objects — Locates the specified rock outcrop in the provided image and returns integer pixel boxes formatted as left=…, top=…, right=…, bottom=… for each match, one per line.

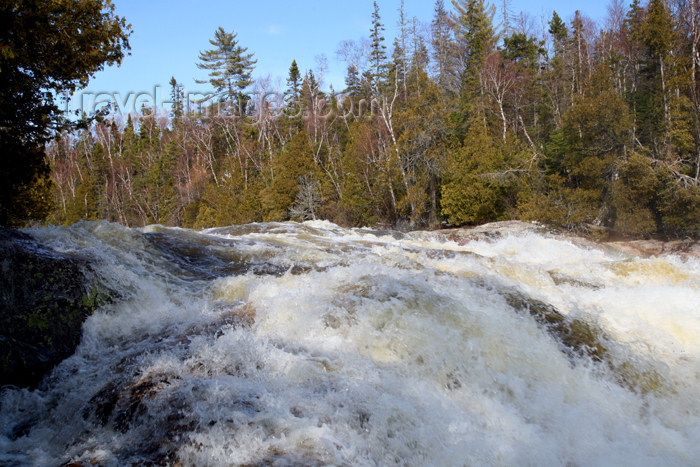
left=0, top=227, right=106, bottom=388
left=433, top=220, right=700, bottom=259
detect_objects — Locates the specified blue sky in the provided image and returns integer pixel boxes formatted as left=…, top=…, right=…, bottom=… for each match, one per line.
left=69, top=0, right=613, bottom=115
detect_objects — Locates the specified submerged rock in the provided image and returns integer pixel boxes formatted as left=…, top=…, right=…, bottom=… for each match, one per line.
left=603, top=238, right=700, bottom=259
left=502, top=287, right=666, bottom=394
left=436, top=220, right=548, bottom=245
left=500, top=288, right=607, bottom=362
left=0, top=227, right=108, bottom=388
left=429, top=220, right=700, bottom=259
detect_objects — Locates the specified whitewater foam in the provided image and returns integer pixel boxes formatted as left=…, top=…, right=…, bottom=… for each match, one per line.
left=1, top=220, right=698, bottom=466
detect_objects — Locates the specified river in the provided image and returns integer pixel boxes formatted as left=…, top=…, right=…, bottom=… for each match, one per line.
left=1, top=220, right=699, bottom=466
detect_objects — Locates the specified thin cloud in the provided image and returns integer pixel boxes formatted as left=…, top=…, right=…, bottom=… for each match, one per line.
left=265, top=24, right=283, bottom=36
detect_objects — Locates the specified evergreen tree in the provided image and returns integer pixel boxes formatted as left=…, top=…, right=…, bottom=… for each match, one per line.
left=410, top=21, right=431, bottom=81
left=503, top=32, right=543, bottom=71
left=545, top=11, right=572, bottom=128
left=441, top=115, right=509, bottom=224
left=301, top=70, right=323, bottom=116
left=196, top=27, right=256, bottom=114
left=637, top=0, right=677, bottom=151
left=431, top=0, right=458, bottom=93
left=284, top=59, right=302, bottom=114
left=169, top=77, right=185, bottom=123
left=548, top=11, right=569, bottom=49
left=344, top=65, right=362, bottom=97
left=369, top=1, right=388, bottom=94
left=451, top=0, right=498, bottom=84
left=451, top=0, right=499, bottom=133
left=388, top=38, right=407, bottom=96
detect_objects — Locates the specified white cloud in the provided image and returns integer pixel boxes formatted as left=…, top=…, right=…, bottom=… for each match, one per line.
left=265, top=24, right=283, bottom=36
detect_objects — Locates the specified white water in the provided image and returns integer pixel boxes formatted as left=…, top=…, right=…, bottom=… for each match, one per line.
left=1, top=220, right=699, bottom=466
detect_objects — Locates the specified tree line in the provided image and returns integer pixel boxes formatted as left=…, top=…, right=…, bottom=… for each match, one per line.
left=43, top=0, right=700, bottom=237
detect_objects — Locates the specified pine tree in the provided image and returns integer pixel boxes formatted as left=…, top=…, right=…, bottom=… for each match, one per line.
left=196, top=27, right=256, bottom=114
left=548, top=11, right=568, bottom=50
left=388, top=38, right=407, bottom=97
left=503, top=32, right=542, bottom=71
left=301, top=70, right=322, bottom=115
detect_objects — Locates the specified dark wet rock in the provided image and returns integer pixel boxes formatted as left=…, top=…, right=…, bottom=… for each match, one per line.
left=436, top=221, right=548, bottom=245
left=240, top=452, right=336, bottom=467
left=501, top=287, right=665, bottom=394
left=548, top=272, right=602, bottom=289
left=500, top=288, right=607, bottom=362
left=80, top=371, right=269, bottom=465
left=81, top=372, right=192, bottom=463
left=145, top=230, right=323, bottom=280
left=603, top=238, right=700, bottom=259
left=425, top=220, right=700, bottom=259
left=0, top=227, right=110, bottom=389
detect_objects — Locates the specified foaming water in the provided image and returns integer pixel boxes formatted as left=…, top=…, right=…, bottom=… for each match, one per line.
left=1, top=220, right=699, bottom=466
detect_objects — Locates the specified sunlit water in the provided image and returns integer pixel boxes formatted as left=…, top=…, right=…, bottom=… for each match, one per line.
left=1, top=220, right=699, bottom=466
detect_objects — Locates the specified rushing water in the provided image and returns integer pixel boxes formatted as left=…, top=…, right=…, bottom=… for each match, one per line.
left=1, top=220, right=699, bottom=466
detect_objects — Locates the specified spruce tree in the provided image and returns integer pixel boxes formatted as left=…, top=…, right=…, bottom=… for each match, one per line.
left=451, top=0, right=499, bottom=135
left=169, top=77, right=185, bottom=123
left=284, top=60, right=302, bottom=115
left=344, top=65, right=362, bottom=96
left=369, top=1, right=388, bottom=94
left=451, top=0, right=498, bottom=83
left=431, top=0, right=457, bottom=93
left=638, top=0, right=677, bottom=150
left=548, top=11, right=569, bottom=50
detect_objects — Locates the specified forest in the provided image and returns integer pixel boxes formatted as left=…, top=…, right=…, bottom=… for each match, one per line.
left=40, top=0, right=700, bottom=237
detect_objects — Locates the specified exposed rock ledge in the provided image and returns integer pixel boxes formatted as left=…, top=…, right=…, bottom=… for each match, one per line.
left=430, top=220, right=700, bottom=259
left=0, top=227, right=108, bottom=389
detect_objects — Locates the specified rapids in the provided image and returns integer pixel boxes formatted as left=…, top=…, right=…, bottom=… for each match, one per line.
left=1, top=220, right=699, bottom=466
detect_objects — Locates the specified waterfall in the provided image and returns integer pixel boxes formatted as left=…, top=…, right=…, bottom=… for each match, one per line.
left=1, top=220, right=698, bottom=466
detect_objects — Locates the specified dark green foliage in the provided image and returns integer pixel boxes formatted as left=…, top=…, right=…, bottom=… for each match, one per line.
left=261, top=131, right=316, bottom=221
left=441, top=118, right=510, bottom=224
left=32, top=0, right=700, bottom=239
left=503, top=33, right=544, bottom=70
left=548, top=11, right=569, bottom=46
left=560, top=68, right=632, bottom=190
left=655, top=169, right=700, bottom=235
left=169, top=77, right=185, bottom=122
left=610, top=153, right=658, bottom=235
left=285, top=60, right=302, bottom=115
left=369, top=1, right=388, bottom=93
left=451, top=0, right=499, bottom=136
left=196, top=27, right=256, bottom=112
left=0, top=0, right=131, bottom=227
